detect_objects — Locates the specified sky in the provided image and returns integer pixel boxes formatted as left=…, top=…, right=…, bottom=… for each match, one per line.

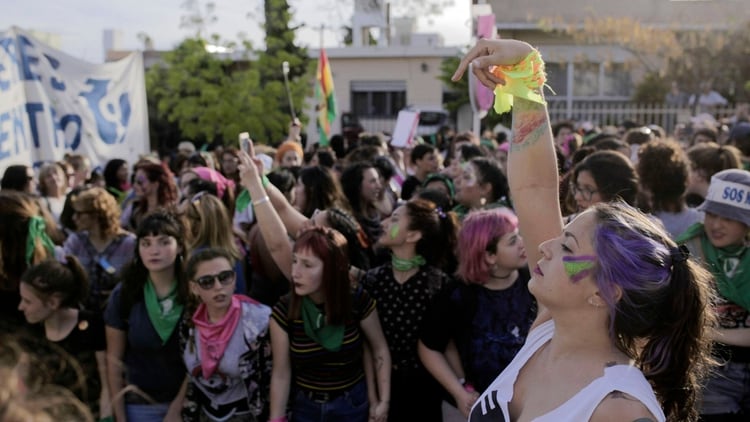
left=2, top=0, right=472, bottom=63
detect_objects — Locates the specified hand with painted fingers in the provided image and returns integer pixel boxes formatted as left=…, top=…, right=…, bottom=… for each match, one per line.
left=451, top=39, right=535, bottom=88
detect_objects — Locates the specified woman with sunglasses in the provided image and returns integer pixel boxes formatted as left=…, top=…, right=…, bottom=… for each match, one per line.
left=104, top=211, right=189, bottom=422
left=237, top=142, right=391, bottom=422
left=180, top=248, right=272, bottom=421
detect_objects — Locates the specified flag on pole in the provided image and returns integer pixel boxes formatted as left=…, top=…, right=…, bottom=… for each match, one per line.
left=316, top=48, right=337, bottom=147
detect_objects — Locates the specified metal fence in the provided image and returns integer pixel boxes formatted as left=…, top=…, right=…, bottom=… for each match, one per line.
left=353, top=102, right=737, bottom=137
left=547, top=101, right=737, bottom=134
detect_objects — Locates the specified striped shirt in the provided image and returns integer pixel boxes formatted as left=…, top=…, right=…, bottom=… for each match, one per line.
left=271, top=289, right=376, bottom=393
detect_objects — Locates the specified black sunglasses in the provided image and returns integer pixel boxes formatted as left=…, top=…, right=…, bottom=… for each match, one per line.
left=194, top=270, right=235, bottom=290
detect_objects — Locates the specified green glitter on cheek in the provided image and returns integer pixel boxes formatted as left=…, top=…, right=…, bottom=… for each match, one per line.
left=389, top=224, right=400, bottom=239
left=562, top=255, right=597, bottom=282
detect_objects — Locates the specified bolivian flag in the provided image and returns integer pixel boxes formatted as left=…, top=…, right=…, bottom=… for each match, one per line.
left=316, top=48, right=337, bottom=147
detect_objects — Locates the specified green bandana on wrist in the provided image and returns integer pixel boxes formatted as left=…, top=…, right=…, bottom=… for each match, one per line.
left=26, top=215, right=56, bottom=265
left=392, top=254, right=426, bottom=272
left=301, top=297, right=344, bottom=351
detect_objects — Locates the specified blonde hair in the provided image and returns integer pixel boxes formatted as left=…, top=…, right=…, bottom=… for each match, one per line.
left=72, top=187, right=123, bottom=237
left=185, top=192, right=240, bottom=260
left=37, top=163, right=66, bottom=197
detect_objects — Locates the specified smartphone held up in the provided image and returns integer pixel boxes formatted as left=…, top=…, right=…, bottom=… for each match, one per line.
left=239, top=132, right=252, bottom=154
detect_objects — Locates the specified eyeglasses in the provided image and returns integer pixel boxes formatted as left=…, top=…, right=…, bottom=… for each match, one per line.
left=570, top=183, right=599, bottom=201
left=194, top=270, right=235, bottom=290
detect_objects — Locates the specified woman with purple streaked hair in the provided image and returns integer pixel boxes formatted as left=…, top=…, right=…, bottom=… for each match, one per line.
left=453, top=38, right=716, bottom=422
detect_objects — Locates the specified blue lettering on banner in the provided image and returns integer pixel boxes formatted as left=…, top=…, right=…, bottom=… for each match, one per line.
left=0, top=63, right=9, bottom=92
left=43, top=54, right=65, bottom=92
left=19, top=35, right=41, bottom=82
left=0, top=36, right=18, bottom=92
left=80, top=79, right=131, bottom=145
left=25, top=102, right=44, bottom=148
left=0, top=111, right=9, bottom=160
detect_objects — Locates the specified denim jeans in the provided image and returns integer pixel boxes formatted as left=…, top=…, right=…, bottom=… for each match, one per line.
left=125, top=403, right=170, bottom=421
left=291, top=380, right=368, bottom=422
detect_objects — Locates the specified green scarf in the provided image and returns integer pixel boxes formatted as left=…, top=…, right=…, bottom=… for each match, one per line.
left=392, top=254, right=426, bottom=272
left=301, top=297, right=344, bottom=351
left=26, top=215, right=56, bottom=265
left=143, top=279, right=183, bottom=344
left=701, top=234, right=750, bottom=311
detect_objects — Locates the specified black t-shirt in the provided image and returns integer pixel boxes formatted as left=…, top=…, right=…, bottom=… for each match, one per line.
left=420, top=269, right=536, bottom=392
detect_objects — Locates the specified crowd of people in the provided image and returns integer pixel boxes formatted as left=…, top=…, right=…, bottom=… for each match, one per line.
left=1, top=36, right=750, bottom=422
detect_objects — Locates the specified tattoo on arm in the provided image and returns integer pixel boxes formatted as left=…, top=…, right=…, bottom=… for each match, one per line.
left=511, top=98, right=549, bottom=152
left=375, top=356, right=384, bottom=371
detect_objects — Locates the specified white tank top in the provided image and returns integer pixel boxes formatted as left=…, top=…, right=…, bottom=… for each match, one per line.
left=468, top=320, right=666, bottom=422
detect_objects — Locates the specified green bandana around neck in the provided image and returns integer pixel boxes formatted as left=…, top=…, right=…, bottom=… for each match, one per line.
left=235, top=189, right=251, bottom=213
left=701, top=234, right=750, bottom=311
left=392, top=254, right=426, bottom=272
left=301, top=297, right=344, bottom=351
left=26, top=215, right=56, bottom=265
left=143, top=278, right=184, bottom=344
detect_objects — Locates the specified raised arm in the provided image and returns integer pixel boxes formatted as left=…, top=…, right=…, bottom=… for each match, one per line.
left=265, top=182, right=309, bottom=239
left=453, top=40, right=561, bottom=326
left=452, top=39, right=562, bottom=275
left=238, top=144, right=293, bottom=280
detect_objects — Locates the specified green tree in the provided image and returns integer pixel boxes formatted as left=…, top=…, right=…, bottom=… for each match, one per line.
left=253, top=0, right=313, bottom=143
left=145, top=0, right=313, bottom=150
left=147, top=37, right=265, bottom=148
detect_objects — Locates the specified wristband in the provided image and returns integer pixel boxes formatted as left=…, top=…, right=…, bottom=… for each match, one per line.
left=252, top=196, right=270, bottom=206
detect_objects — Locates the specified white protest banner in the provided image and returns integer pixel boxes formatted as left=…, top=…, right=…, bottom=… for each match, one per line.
left=0, top=27, right=149, bottom=174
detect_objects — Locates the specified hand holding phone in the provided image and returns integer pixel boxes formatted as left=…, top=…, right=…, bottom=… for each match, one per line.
left=239, top=132, right=252, bottom=154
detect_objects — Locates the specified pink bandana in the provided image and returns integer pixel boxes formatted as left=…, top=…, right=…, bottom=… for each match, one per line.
left=191, top=294, right=258, bottom=379
left=191, top=166, right=236, bottom=200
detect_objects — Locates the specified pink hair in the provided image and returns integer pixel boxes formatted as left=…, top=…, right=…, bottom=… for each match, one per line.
left=456, top=208, right=518, bottom=284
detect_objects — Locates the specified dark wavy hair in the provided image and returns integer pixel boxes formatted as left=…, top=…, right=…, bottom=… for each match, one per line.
left=403, top=198, right=458, bottom=271
left=103, top=159, right=128, bottom=192
left=340, top=161, right=375, bottom=216
left=637, top=140, right=689, bottom=213
left=573, top=151, right=638, bottom=206
left=21, top=256, right=89, bottom=309
left=118, top=211, right=188, bottom=320
left=297, top=166, right=349, bottom=218
left=133, top=162, right=178, bottom=211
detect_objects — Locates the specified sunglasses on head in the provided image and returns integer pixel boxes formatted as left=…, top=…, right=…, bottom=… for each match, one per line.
left=194, top=270, right=235, bottom=290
